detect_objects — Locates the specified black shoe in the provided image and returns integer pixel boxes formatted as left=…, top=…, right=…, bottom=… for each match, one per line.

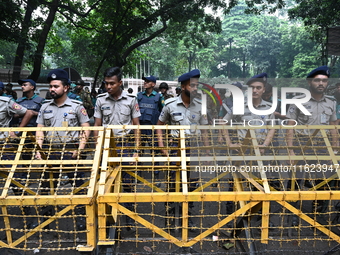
left=75, top=206, right=86, bottom=230
left=76, top=217, right=86, bottom=231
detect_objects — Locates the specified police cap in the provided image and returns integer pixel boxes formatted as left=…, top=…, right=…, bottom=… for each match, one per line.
left=18, top=79, right=36, bottom=89
left=142, top=75, right=157, bottom=83
left=178, top=69, right=200, bottom=83
left=47, top=69, right=69, bottom=83
left=307, top=65, right=330, bottom=79
left=231, top=81, right=243, bottom=89
left=246, top=73, right=267, bottom=86
left=76, top=79, right=85, bottom=86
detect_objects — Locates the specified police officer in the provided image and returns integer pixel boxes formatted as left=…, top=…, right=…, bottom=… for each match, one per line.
left=159, top=82, right=173, bottom=100
left=74, top=79, right=94, bottom=117
left=16, top=79, right=44, bottom=127
left=36, top=69, right=90, bottom=159
left=286, top=66, right=338, bottom=215
left=286, top=66, right=338, bottom=151
left=137, top=75, right=164, bottom=180
left=156, top=69, right=209, bottom=229
left=94, top=67, right=141, bottom=143
left=34, top=69, right=90, bottom=230
left=222, top=73, right=275, bottom=152
left=333, top=83, right=340, bottom=125
left=0, top=97, right=33, bottom=139
left=138, top=75, right=164, bottom=125
left=220, top=73, right=276, bottom=214
left=94, top=67, right=141, bottom=228
left=0, top=92, right=34, bottom=200
left=0, top=81, right=13, bottom=98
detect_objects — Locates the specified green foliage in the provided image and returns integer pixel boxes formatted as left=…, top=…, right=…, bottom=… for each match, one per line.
left=0, top=40, right=17, bottom=68
left=288, top=0, right=340, bottom=65
left=0, top=0, right=22, bottom=42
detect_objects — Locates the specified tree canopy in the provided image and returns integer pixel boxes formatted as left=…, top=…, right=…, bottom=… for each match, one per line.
left=1, top=0, right=340, bottom=87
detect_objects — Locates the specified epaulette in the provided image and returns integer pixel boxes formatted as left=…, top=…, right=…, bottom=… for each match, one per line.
left=97, top=93, right=107, bottom=98
left=193, top=98, right=202, bottom=104
left=127, top=93, right=136, bottom=97
left=325, top=95, right=337, bottom=101
left=164, top=97, right=177, bottom=105
left=292, top=94, right=306, bottom=99
left=0, top=96, right=11, bottom=103
left=71, top=99, right=82, bottom=104
left=42, top=99, right=52, bottom=104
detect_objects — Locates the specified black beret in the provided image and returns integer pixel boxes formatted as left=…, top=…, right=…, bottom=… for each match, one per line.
left=306, top=65, right=330, bottom=78
left=246, top=73, right=267, bottom=85
left=178, top=69, right=200, bottom=83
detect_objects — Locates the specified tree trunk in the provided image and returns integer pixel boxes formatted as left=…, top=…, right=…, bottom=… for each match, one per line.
left=12, top=0, right=39, bottom=82
left=28, top=0, right=59, bottom=81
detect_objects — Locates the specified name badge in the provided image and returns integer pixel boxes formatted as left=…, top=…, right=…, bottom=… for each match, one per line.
left=44, top=110, right=53, bottom=113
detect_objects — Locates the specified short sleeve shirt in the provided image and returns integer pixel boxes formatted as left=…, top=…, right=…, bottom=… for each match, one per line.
left=0, top=96, right=27, bottom=140
left=286, top=95, right=337, bottom=135
left=159, top=96, right=208, bottom=137
left=94, top=91, right=141, bottom=137
left=36, top=97, right=90, bottom=143
left=223, top=99, right=275, bottom=141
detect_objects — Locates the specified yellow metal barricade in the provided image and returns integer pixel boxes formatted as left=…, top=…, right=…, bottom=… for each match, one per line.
left=1, top=125, right=340, bottom=254
left=0, top=126, right=104, bottom=254
left=97, top=125, right=340, bottom=254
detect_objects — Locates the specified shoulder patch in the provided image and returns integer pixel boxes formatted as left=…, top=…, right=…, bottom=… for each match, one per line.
left=164, top=97, right=177, bottom=105
left=325, top=95, right=337, bottom=101
left=12, top=102, right=23, bottom=110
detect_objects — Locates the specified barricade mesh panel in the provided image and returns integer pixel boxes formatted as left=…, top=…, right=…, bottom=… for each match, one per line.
left=98, top=125, right=340, bottom=255
left=1, top=125, right=340, bottom=254
left=0, top=127, right=103, bottom=254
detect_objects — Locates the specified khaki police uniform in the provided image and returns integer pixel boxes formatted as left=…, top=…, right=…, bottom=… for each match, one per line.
left=36, top=97, right=89, bottom=143
left=94, top=91, right=141, bottom=136
left=223, top=99, right=275, bottom=141
left=287, top=94, right=337, bottom=135
left=0, top=96, right=27, bottom=140
left=159, top=96, right=208, bottom=137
